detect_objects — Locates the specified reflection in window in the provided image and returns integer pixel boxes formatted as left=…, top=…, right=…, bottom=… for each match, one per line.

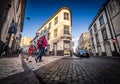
left=54, top=16, right=58, bottom=25
left=94, top=23, right=97, bottom=32
left=99, top=15, right=105, bottom=26
left=102, top=29, right=108, bottom=41
left=64, top=26, right=70, bottom=35
left=64, top=12, right=69, bottom=20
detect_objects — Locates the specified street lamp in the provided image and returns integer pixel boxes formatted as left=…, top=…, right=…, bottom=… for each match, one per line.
left=26, top=17, right=31, bottom=20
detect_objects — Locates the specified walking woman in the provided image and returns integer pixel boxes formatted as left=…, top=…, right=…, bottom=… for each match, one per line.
left=35, top=35, right=47, bottom=63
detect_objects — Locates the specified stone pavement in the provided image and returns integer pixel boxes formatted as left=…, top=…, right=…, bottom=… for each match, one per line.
left=0, top=53, right=66, bottom=84
left=22, top=53, right=66, bottom=71
left=35, top=56, right=120, bottom=84
left=1, top=54, right=120, bottom=84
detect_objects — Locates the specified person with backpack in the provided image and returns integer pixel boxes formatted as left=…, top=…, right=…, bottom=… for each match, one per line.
left=35, top=35, right=47, bottom=63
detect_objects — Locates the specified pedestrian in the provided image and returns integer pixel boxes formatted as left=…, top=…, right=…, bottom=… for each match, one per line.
left=0, top=41, right=8, bottom=57
left=35, top=35, right=47, bottom=63
left=26, top=44, right=36, bottom=62
left=19, top=48, right=22, bottom=54
left=70, top=48, right=73, bottom=57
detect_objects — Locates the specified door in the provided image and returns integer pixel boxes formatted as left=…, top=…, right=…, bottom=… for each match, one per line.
left=105, top=44, right=112, bottom=56
left=53, top=43, right=57, bottom=56
left=98, top=46, right=102, bottom=56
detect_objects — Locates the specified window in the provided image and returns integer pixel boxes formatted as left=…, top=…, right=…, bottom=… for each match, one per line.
left=96, top=34, right=99, bottom=44
left=48, top=22, right=51, bottom=30
left=94, top=23, right=97, bottom=32
left=102, top=29, right=108, bottom=41
left=99, top=15, right=105, bottom=26
left=90, top=29, right=92, bottom=35
left=54, top=16, right=58, bottom=25
left=64, top=12, right=69, bottom=20
left=91, top=37, right=94, bottom=46
left=44, top=27, right=46, bottom=33
left=64, top=26, right=70, bottom=35
left=41, top=30, right=43, bottom=35
left=54, top=29, right=57, bottom=37
left=48, top=33, right=50, bottom=40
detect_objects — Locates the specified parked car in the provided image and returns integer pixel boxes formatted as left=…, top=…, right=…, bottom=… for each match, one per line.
left=78, top=50, right=90, bottom=57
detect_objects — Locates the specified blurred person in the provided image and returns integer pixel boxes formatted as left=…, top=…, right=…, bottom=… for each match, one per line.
left=35, top=35, right=47, bottom=63
left=26, top=44, right=36, bottom=62
left=0, top=40, right=8, bottom=57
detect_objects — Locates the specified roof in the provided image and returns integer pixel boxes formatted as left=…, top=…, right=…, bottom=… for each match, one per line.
left=88, top=0, right=109, bottom=30
left=38, top=6, right=72, bottom=32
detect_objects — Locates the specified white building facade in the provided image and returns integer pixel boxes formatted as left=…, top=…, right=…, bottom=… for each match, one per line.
left=31, top=7, right=72, bottom=56
left=88, top=0, right=120, bottom=56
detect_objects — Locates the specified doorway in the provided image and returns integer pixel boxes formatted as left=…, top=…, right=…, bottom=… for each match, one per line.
left=105, top=44, right=112, bottom=56
left=53, top=43, right=57, bottom=56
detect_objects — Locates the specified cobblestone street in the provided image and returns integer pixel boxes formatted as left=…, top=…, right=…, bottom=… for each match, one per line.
left=35, top=56, right=120, bottom=84
left=1, top=55, right=120, bottom=84
left=0, top=54, right=65, bottom=84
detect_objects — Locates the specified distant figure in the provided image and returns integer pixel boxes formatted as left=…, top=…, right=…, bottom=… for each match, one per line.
left=26, top=44, right=36, bottom=62
left=35, top=35, right=47, bottom=63
left=0, top=41, right=8, bottom=57
left=19, top=48, right=23, bottom=54
left=70, top=48, right=73, bottom=57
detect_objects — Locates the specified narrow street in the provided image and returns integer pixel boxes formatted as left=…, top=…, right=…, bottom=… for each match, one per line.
left=0, top=1, right=120, bottom=84
left=0, top=54, right=120, bottom=84
left=0, top=54, right=65, bottom=84
left=35, top=56, right=120, bottom=84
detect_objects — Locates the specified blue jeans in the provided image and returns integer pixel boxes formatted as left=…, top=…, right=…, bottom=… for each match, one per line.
left=37, top=47, right=45, bottom=60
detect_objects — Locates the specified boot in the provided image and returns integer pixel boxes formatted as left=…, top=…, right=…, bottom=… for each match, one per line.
left=35, top=58, right=38, bottom=63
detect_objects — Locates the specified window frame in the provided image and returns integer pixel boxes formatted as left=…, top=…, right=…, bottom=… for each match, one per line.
left=94, top=23, right=97, bottom=32
left=64, top=25, right=70, bottom=35
left=64, top=12, right=69, bottom=20
left=102, top=28, right=108, bottom=41
left=99, top=15, right=105, bottom=26
left=54, top=16, right=58, bottom=25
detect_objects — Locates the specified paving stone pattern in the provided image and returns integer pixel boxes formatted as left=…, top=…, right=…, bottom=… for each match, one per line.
left=35, top=57, right=120, bottom=84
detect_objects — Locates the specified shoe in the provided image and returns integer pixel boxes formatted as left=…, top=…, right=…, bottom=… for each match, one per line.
left=29, top=61, right=32, bottom=63
left=39, top=60, right=43, bottom=62
left=26, top=58, right=28, bottom=61
left=35, top=58, right=37, bottom=63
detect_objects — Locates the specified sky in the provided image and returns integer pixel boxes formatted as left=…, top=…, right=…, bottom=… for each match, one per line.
left=22, top=0, right=106, bottom=49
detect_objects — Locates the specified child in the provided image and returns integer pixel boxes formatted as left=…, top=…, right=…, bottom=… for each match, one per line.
left=27, top=44, right=36, bottom=62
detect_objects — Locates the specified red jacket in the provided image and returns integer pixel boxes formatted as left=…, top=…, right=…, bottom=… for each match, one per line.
left=37, top=37, right=43, bottom=49
left=28, top=46, right=36, bottom=55
left=42, top=36, right=47, bottom=48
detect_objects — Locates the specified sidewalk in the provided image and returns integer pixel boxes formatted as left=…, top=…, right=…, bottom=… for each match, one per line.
left=0, top=53, right=67, bottom=84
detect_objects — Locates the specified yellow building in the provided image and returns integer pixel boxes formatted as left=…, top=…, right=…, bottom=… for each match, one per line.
left=20, top=36, right=32, bottom=47
left=32, top=7, right=72, bottom=56
left=78, top=32, right=90, bottom=50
